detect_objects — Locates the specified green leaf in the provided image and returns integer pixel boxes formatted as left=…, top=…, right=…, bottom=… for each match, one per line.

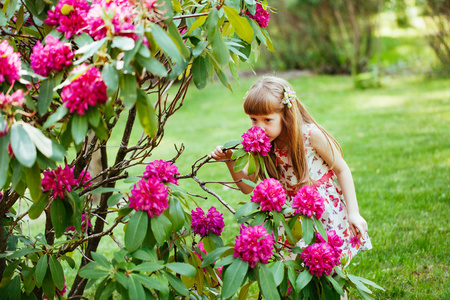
left=42, top=269, right=55, bottom=298
left=211, top=28, right=230, bottom=66
left=24, top=163, right=42, bottom=202
left=29, top=194, right=48, bottom=219
left=74, top=32, right=94, bottom=47
left=168, top=197, right=185, bottom=232
left=92, top=252, right=112, bottom=269
left=132, top=262, right=163, bottom=273
left=22, top=123, right=53, bottom=158
left=125, top=210, right=149, bottom=252
left=222, top=258, right=249, bottom=299
left=165, top=262, right=197, bottom=277
left=326, top=274, right=345, bottom=296
left=134, top=273, right=163, bottom=291
left=270, top=261, right=285, bottom=287
left=86, top=107, right=101, bottom=128
left=50, top=140, right=67, bottom=162
left=235, top=202, right=259, bottom=219
left=16, top=5, right=24, bottom=32
left=200, top=246, right=232, bottom=267
left=302, top=217, right=314, bottom=244
left=150, top=24, right=184, bottom=64
left=10, top=123, right=36, bottom=168
left=0, top=135, right=11, bottom=188
left=38, top=77, right=55, bottom=115
left=51, top=198, right=67, bottom=238
left=223, top=6, right=254, bottom=44
left=295, top=269, right=313, bottom=291
left=128, top=274, right=146, bottom=300
left=223, top=140, right=241, bottom=149
left=120, top=73, right=137, bottom=109
left=247, top=154, right=256, bottom=175
left=35, top=255, right=48, bottom=287
left=42, top=105, right=68, bottom=130
left=314, top=215, right=328, bottom=242
left=348, top=274, right=385, bottom=291
left=112, top=36, right=135, bottom=51
left=90, top=187, right=121, bottom=194
left=74, top=38, right=107, bottom=65
left=136, top=55, right=167, bottom=77
left=202, top=235, right=215, bottom=253
left=102, top=62, right=119, bottom=91
left=71, top=114, right=88, bottom=145
left=136, top=89, right=158, bottom=138
left=231, top=148, right=247, bottom=159
left=167, top=23, right=189, bottom=58
left=79, top=263, right=110, bottom=279
left=164, top=272, right=189, bottom=296
left=233, top=153, right=249, bottom=172
left=258, top=263, right=280, bottom=300
left=107, top=193, right=123, bottom=206
left=49, top=256, right=65, bottom=290
left=192, top=55, right=207, bottom=90
left=151, top=213, right=172, bottom=245
left=186, top=15, right=207, bottom=36
left=205, top=8, right=219, bottom=40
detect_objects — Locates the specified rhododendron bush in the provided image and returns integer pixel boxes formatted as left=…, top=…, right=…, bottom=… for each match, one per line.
left=0, top=0, right=383, bottom=299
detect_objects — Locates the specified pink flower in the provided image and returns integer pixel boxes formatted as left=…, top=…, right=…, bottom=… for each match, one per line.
left=85, top=0, right=137, bottom=40
left=61, top=64, right=107, bottom=115
left=45, top=0, right=90, bottom=39
left=143, top=159, right=179, bottom=185
left=65, top=213, right=92, bottom=232
left=316, top=230, right=343, bottom=261
left=191, top=207, right=225, bottom=237
left=241, top=126, right=271, bottom=156
left=233, top=224, right=274, bottom=268
left=0, top=90, right=25, bottom=110
left=292, top=185, right=325, bottom=219
left=350, top=236, right=361, bottom=248
left=0, top=40, right=21, bottom=84
left=76, top=168, right=93, bottom=186
left=251, top=178, right=286, bottom=212
left=300, top=242, right=340, bottom=277
left=42, top=165, right=78, bottom=199
left=129, top=178, right=169, bottom=218
left=30, top=35, right=74, bottom=77
left=245, top=3, right=270, bottom=28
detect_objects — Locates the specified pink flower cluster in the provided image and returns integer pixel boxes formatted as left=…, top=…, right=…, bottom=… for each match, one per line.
left=245, top=3, right=270, bottom=28
left=191, top=207, right=225, bottom=237
left=86, top=0, right=137, bottom=41
left=251, top=178, right=286, bottom=212
left=129, top=177, right=169, bottom=218
left=42, top=165, right=78, bottom=199
left=143, top=159, right=179, bottom=185
left=292, top=185, right=325, bottom=219
left=66, top=213, right=92, bottom=232
left=0, top=90, right=25, bottom=110
left=233, top=225, right=274, bottom=268
left=30, top=35, right=74, bottom=77
left=0, top=40, right=21, bottom=84
left=241, top=126, right=271, bottom=156
left=301, top=230, right=343, bottom=277
left=45, top=0, right=90, bottom=39
left=42, top=165, right=92, bottom=199
left=61, top=64, right=107, bottom=115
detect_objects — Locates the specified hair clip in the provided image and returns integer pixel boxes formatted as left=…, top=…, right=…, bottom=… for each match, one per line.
left=282, top=87, right=297, bottom=109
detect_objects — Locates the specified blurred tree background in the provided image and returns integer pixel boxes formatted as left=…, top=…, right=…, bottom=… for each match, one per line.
left=249, top=0, right=449, bottom=82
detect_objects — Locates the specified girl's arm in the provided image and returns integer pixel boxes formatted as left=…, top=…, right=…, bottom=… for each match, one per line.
left=209, top=146, right=256, bottom=194
left=310, top=128, right=368, bottom=239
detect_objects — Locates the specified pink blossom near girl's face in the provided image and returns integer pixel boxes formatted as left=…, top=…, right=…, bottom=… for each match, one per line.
left=292, top=185, right=325, bottom=219
left=251, top=178, right=286, bottom=212
left=233, top=224, right=274, bottom=268
left=44, top=0, right=90, bottom=39
left=248, top=113, right=283, bottom=143
left=42, top=165, right=78, bottom=199
left=143, top=159, right=180, bottom=185
left=245, top=3, right=270, bottom=28
left=241, top=125, right=272, bottom=156
left=300, top=242, right=341, bottom=277
left=129, top=178, right=169, bottom=218
left=30, top=35, right=74, bottom=77
left=61, top=64, right=107, bottom=115
left=191, top=206, right=225, bottom=237
left=0, top=40, right=22, bottom=84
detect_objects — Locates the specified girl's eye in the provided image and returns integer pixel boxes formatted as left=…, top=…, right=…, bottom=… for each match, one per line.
left=251, top=118, right=256, bottom=122
left=265, top=119, right=271, bottom=122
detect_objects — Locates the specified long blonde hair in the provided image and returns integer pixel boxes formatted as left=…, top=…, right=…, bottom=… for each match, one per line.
left=243, top=76, right=342, bottom=187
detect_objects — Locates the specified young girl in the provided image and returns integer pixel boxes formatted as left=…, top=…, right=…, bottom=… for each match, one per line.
left=210, top=76, right=371, bottom=260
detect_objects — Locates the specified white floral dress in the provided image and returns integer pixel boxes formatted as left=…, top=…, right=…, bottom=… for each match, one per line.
left=274, top=123, right=372, bottom=260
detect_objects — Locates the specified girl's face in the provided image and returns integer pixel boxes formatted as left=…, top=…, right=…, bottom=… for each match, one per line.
left=248, top=113, right=284, bottom=142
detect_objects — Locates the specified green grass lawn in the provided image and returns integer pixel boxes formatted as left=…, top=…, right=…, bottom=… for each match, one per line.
left=141, top=73, right=449, bottom=299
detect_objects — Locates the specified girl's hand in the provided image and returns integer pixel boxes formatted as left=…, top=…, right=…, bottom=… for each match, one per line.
left=209, top=146, right=233, bottom=161
left=348, top=212, right=368, bottom=240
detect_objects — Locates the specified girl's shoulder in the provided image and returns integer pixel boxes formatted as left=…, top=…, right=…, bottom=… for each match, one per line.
left=301, top=123, right=318, bottom=138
